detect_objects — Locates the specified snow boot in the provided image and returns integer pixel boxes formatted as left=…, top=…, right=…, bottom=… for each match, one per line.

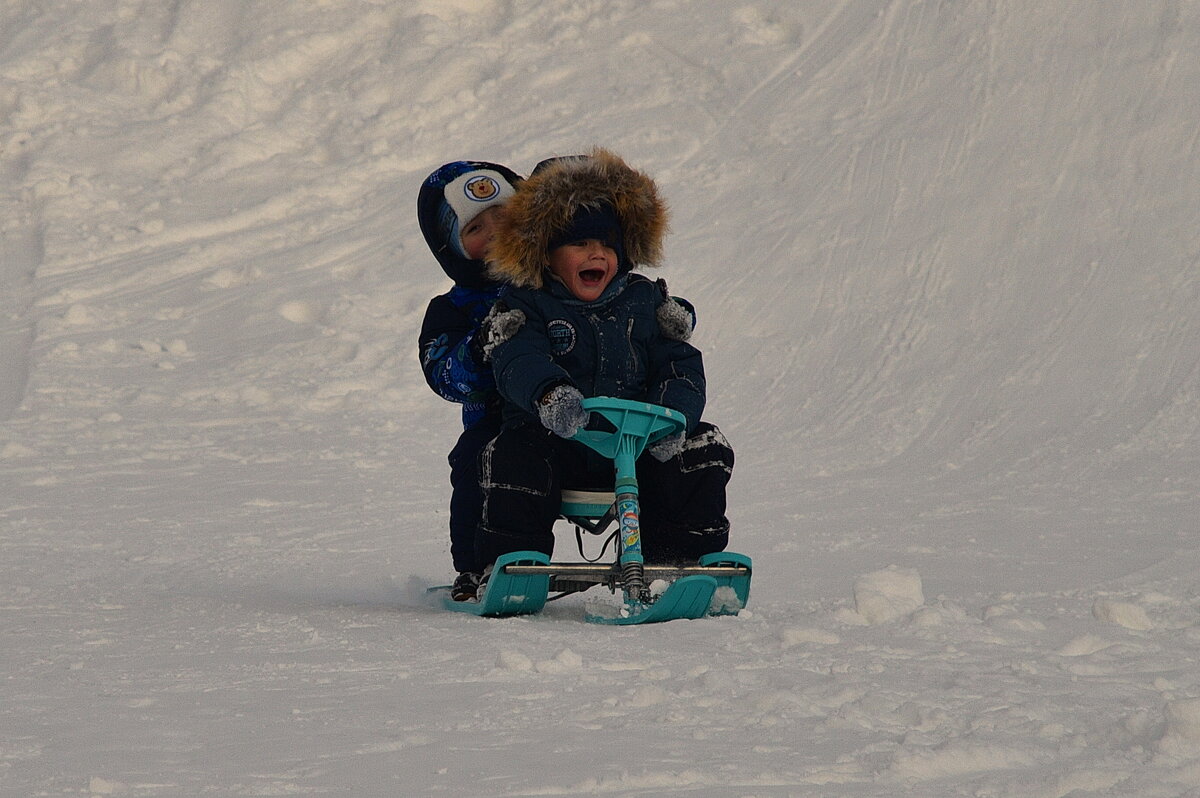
left=450, top=571, right=482, bottom=602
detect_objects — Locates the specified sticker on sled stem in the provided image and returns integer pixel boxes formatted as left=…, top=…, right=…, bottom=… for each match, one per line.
left=617, top=497, right=640, bottom=550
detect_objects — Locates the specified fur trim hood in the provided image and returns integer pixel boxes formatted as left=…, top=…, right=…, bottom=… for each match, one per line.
left=487, top=148, right=669, bottom=288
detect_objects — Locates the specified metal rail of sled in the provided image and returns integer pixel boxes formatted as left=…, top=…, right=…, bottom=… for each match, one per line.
left=504, top=562, right=751, bottom=592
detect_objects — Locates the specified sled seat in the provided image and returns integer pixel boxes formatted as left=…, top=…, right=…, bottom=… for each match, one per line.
left=560, top=488, right=615, bottom=519
left=560, top=487, right=617, bottom=537
left=560, top=397, right=684, bottom=534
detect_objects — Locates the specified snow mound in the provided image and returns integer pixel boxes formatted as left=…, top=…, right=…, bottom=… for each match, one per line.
left=844, top=566, right=925, bottom=625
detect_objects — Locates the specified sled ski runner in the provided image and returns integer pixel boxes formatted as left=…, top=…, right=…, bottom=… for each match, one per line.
left=438, top=550, right=751, bottom=623
left=441, top=551, right=551, bottom=617
left=437, top=398, right=752, bottom=624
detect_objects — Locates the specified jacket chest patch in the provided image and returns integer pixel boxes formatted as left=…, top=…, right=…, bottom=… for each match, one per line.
left=546, top=319, right=577, bottom=355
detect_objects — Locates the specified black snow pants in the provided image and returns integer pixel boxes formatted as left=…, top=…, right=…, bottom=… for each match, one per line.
left=446, top=415, right=501, bottom=574
left=476, top=420, right=733, bottom=567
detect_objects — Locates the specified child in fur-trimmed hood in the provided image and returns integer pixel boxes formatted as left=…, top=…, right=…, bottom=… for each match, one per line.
left=486, top=147, right=667, bottom=287
left=474, top=148, right=734, bottom=576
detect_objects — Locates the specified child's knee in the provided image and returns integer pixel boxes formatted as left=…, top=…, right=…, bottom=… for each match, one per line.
left=477, top=429, right=561, bottom=546
left=677, top=423, right=734, bottom=476
left=478, top=429, right=553, bottom=495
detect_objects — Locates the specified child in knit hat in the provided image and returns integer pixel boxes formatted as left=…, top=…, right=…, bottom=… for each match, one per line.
left=475, top=149, right=733, bottom=581
left=416, top=160, right=522, bottom=601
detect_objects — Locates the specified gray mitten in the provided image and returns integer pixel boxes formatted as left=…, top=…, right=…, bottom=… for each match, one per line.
left=537, top=385, right=589, bottom=438
left=648, top=431, right=686, bottom=462
left=655, top=280, right=695, bottom=342
left=657, top=299, right=694, bottom=341
left=479, top=305, right=526, bottom=361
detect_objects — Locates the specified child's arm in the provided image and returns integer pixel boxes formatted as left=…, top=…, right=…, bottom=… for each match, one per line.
left=418, top=294, right=494, bottom=404
left=643, top=318, right=707, bottom=435
left=488, top=293, right=575, bottom=417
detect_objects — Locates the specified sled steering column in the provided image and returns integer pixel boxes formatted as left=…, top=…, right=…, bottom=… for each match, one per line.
left=570, top=397, right=686, bottom=604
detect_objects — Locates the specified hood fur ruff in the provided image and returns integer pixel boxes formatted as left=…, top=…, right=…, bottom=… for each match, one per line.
left=486, top=148, right=669, bottom=288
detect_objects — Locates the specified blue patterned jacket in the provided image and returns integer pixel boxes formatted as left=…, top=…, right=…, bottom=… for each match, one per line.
left=419, top=284, right=507, bottom=429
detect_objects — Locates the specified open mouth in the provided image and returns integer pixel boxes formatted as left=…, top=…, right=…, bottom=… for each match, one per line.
left=579, top=268, right=606, bottom=286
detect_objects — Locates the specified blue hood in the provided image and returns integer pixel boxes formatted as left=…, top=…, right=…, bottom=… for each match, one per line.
left=417, top=160, right=524, bottom=289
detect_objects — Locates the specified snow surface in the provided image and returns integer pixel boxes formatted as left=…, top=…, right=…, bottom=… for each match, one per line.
left=3, top=1, right=1200, bottom=795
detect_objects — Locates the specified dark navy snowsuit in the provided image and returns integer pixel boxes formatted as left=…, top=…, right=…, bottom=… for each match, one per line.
left=418, top=285, right=504, bottom=573
left=478, top=272, right=733, bottom=565
left=416, top=161, right=523, bottom=575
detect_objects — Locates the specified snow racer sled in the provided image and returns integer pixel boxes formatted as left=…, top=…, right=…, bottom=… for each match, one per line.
left=439, top=397, right=752, bottom=624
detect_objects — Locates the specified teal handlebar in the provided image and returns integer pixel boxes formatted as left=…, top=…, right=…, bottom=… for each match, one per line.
left=570, top=397, right=686, bottom=487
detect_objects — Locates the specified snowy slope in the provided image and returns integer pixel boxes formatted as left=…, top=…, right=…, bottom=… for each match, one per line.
left=3, top=1, right=1200, bottom=795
